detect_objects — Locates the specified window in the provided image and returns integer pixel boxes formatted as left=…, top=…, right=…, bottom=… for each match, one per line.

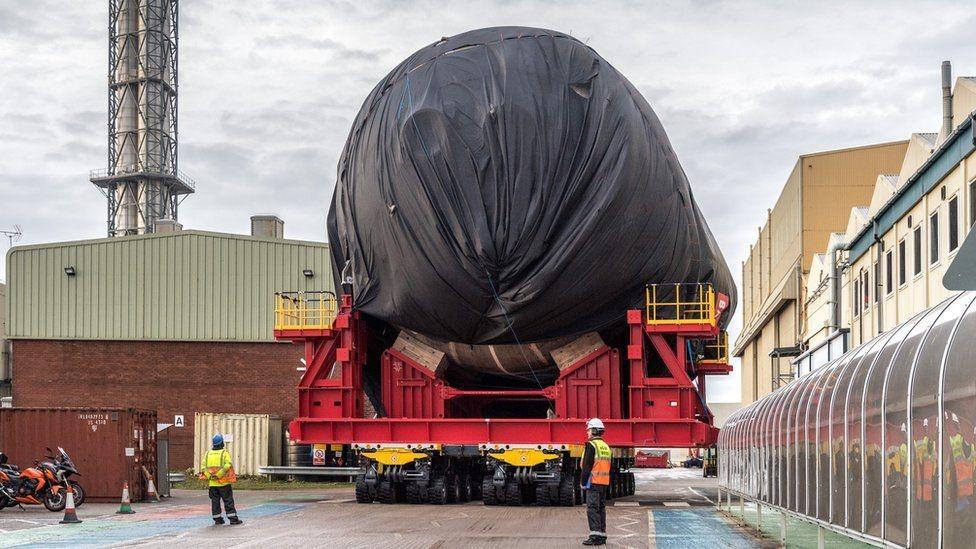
left=914, top=226, right=923, bottom=275
left=949, top=195, right=960, bottom=252
left=873, top=261, right=881, bottom=303
left=930, top=211, right=940, bottom=265
left=970, top=180, right=976, bottom=227
left=862, top=269, right=870, bottom=309
left=885, top=250, right=893, bottom=295
left=898, top=239, right=907, bottom=285
left=854, top=278, right=861, bottom=316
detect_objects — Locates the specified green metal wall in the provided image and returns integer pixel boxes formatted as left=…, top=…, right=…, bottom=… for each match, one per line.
left=4, top=231, right=333, bottom=342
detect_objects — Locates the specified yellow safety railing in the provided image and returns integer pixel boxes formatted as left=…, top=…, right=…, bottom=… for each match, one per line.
left=645, top=283, right=716, bottom=326
left=700, top=330, right=729, bottom=365
left=274, top=291, right=337, bottom=330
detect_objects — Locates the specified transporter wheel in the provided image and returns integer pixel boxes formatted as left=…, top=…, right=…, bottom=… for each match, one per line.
left=628, top=472, right=636, bottom=495
left=504, top=481, right=522, bottom=506
left=482, top=476, right=499, bottom=505
left=377, top=480, right=396, bottom=504
left=445, top=473, right=460, bottom=504
left=470, top=473, right=483, bottom=501
left=428, top=476, right=449, bottom=505
left=558, top=477, right=575, bottom=506
left=457, top=471, right=471, bottom=503
left=405, top=482, right=423, bottom=504
left=535, top=483, right=554, bottom=506
left=355, top=474, right=374, bottom=504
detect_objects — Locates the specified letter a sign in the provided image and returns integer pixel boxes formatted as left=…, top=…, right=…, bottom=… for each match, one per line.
left=174, top=415, right=185, bottom=428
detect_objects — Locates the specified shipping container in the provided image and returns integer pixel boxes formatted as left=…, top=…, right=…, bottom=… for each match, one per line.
left=634, top=450, right=670, bottom=469
left=193, top=413, right=282, bottom=475
left=0, top=408, right=156, bottom=501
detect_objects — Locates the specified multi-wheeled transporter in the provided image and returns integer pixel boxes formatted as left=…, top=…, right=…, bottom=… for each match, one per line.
left=279, top=26, right=737, bottom=506
left=277, top=284, right=731, bottom=505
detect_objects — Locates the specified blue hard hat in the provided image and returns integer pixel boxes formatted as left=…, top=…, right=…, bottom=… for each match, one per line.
left=212, top=433, right=224, bottom=447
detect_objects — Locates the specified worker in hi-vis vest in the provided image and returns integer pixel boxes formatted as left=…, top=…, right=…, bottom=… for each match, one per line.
left=201, top=433, right=242, bottom=525
left=579, top=418, right=612, bottom=546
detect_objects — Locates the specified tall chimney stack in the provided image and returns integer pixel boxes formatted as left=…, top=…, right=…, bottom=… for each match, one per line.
left=940, top=60, right=953, bottom=143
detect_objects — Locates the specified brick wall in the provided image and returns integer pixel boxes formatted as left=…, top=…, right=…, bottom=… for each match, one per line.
left=11, top=339, right=302, bottom=470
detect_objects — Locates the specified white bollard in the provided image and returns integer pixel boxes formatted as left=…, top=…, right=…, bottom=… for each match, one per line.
left=756, top=502, right=762, bottom=534
left=817, top=525, right=825, bottom=549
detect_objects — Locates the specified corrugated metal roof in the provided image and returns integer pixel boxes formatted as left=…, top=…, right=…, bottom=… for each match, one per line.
left=4, top=231, right=333, bottom=341
left=847, top=116, right=976, bottom=262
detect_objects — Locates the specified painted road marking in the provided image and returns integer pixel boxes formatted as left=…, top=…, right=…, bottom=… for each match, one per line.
left=0, top=502, right=304, bottom=548
left=647, top=509, right=656, bottom=547
left=615, top=501, right=640, bottom=507
left=318, top=498, right=355, bottom=504
left=663, top=501, right=690, bottom=507
left=650, top=508, right=755, bottom=547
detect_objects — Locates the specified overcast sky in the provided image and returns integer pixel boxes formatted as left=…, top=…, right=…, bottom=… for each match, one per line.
left=1, top=1, right=974, bottom=402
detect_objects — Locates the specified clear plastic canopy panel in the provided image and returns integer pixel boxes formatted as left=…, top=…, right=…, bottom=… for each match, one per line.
left=719, top=292, right=976, bottom=547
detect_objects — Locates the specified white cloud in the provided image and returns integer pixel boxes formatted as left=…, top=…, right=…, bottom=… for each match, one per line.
left=2, top=0, right=974, bottom=402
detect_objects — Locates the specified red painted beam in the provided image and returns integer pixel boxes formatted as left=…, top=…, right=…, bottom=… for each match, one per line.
left=290, top=417, right=718, bottom=448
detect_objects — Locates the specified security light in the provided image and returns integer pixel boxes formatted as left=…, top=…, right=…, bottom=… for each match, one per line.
left=302, top=269, right=314, bottom=277
left=64, top=266, right=76, bottom=276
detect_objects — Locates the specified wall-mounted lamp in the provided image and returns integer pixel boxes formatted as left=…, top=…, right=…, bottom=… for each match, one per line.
left=64, top=266, right=76, bottom=276
left=302, top=269, right=314, bottom=277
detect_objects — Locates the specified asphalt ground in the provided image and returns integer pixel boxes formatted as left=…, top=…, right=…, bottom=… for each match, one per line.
left=0, top=468, right=768, bottom=548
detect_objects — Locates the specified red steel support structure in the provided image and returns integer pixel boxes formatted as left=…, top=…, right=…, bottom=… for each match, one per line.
left=281, top=284, right=731, bottom=449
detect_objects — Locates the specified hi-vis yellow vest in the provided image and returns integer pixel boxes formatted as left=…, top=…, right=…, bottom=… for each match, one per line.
left=202, top=449, right=236, bottom=487
left=589, top=439, right=612, bottom=486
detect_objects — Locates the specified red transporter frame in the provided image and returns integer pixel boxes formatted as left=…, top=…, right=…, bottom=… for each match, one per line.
left=282, top=289, right=731, bottom=450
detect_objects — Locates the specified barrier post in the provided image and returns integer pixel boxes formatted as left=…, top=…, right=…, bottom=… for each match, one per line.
left=780, top=512, right=787, bottom=546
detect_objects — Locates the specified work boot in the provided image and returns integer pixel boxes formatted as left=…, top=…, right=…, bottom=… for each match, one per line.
left=213, top=518, right=225, bottom=526
left=581, top=535, right=605, bottom=546
left=229, top=518, right=243, bottom=526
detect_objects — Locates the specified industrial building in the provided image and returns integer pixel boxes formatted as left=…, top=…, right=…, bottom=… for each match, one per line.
left=1, top=282, right=8, bottom=399
left=732, top=141, right=909, bottom=404
left=3, top=219, right=333, bottom=469
left=794, top=63, right=976, bottom=376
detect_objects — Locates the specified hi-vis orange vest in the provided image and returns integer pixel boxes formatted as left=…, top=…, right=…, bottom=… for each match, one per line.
left=589, top=439, right=612, bottom=486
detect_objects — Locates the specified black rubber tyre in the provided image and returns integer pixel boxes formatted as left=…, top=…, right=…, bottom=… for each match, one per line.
left=43, top=489, right=67, bottom=512
left=394, top=481, right=407, bottom=503
left=628, top=472, right=636, bottom=495
left=406, top=482, right=423, bottom=504
left=377, top=480, right=396, bottom=504
left=428, top=476, right=449, bottom=505
left=535, top=483, right=554, bottom=506
left=504, top=481, right=522, bottom=506
left=445, top=473, right=459, bottom=504
left=482, top=476, right=499, bottom=505
left=457, top=472, right=471, bottom=503
left=355, top=474, right=374, bottom=504
left=69, top=482, right=85, bottom=507
left=558, top=477, right=575, bottom=506
left=470, top=473, right=484, bottom=501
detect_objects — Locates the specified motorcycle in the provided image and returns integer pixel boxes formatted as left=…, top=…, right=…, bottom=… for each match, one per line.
left=0, top=447, right=85, bottom=511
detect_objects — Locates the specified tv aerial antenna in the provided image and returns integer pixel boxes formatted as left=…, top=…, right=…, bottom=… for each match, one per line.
left=0, top=225, right=22, bottom=248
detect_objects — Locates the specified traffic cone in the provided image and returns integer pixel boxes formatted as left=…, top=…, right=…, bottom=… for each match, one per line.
left=59, top=488, right=82, bottom=524
left=116, top=481, right=135, bottom=514
left=142, top=466, right=160, bottom=503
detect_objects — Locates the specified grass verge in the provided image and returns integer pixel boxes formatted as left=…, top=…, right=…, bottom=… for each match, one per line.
left=174, top=474, right=353, bottom=491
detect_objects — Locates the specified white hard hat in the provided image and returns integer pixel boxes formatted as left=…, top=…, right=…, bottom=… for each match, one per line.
left=586, top=418, right=605, bottom=430
left=952, top=413, right=959, bottom=423
left=923, top=418, right=929, bottom=428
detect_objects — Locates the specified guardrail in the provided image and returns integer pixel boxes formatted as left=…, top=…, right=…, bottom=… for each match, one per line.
left=274, top=291, right=338, bottom=330
left=257, top=465, right=359, bottom=478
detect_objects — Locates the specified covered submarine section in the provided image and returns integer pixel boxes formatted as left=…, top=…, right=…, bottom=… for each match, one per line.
left=328, top=26, right=735, bottom=386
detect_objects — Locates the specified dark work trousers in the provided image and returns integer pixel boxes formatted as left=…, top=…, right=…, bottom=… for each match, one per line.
left=585, top=484, right=608, bottom=537
left=209, top=485, right=238, bottom=521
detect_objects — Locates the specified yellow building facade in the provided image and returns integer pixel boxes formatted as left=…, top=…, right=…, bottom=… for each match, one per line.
left=733, top=141, right=909, bottom=404
left=796, top=75, right=976, bottom=376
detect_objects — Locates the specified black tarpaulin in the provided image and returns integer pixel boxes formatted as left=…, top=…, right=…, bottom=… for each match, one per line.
left=329, top=26, right=736, bottom=345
